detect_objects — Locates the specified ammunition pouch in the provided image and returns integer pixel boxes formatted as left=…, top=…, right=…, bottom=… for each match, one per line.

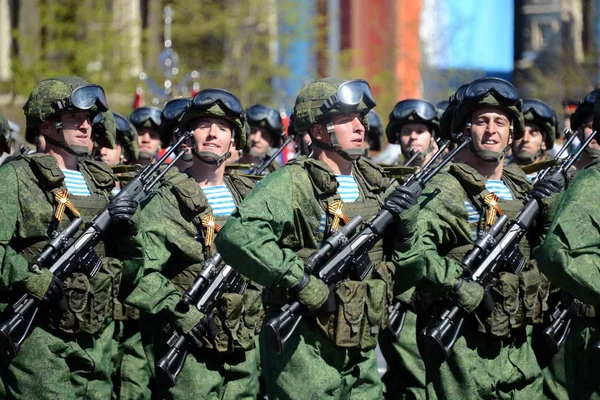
left=202, top=284, right=263, bottom=353
left=51, top=257, right=121, bottom=334
left=476, top=263, right=549, bottom=338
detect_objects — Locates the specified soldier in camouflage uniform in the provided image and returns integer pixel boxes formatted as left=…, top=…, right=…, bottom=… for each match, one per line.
left=510, top=99, right=557, bottom=177
left=534, top=90, right=600, bottom=400
left=0, top=76, right=139, bottom=399
left=129, top=106, right=163, bottom=166
left=123, top=88, right=263, bottom=399
left=239, top=104, right=285, bottom=173
left=391, top=77, right=558, bottom=399
left=215, top=78, right=417, bottom=399
left=385, top=99, right=441, bottom=168
left=95, top=111, right=139, bottom=167
left=365, top=109, right=384, bottom=156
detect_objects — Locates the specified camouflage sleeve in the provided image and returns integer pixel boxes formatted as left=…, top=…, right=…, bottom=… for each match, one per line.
left=215, top=167, right=306, bottom=290
left=0, top=164, right=31, bottom=289
left=535, top=166, right=600, bottom=305
left=392, top=175, right=472, bottom=298
left=124, top=191, right=183, bottom=315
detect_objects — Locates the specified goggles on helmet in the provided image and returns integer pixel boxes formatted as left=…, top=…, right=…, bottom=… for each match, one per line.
left=114, top=113, right=132, bottom=134
left=55, top=84, right=109, bottom=113
left=162, top=98, right=191, bottom=121
left=320, top=79, right=376, bottom=113
left=246, top=105, right=283, bottom=132
left=522, top=99, right=554, bottom=121
left=391, top=99, right=437, bottom=121
left=464, top=77, right=520, bottom=106
left=130, top=107, right=162, bottom=127
left=190, top=89, right=244, bottom=118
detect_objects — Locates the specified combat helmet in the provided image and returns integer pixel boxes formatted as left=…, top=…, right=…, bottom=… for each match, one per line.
left=366, top=110, right=384, bottom=152
left=114, top=112, right=139, bottom=163
left=246, top=104, right=285, bottom=148
left=159, top=98, right=191, bottom=148
left=178, top=88, right=247, bottom=166
left=452, top=77, right=524, bottom=162
left=573, top=89, right=600, bottom=157
left=439, top=83, right=469, bottom=142
left=292, top=77, right=376, bottom=160
left=23, top=76, right=108, bottom=156
left=515, top=99, right=557, bottom=163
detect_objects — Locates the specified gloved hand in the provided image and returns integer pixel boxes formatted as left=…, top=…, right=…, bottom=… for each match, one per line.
left=186, top=316, right=219, bottom=349
left=383, top=182, right=423, bottom=216
left=294, top=274, right=335, bottom=313
left=530, top=172, right=565, bottom=201
left=24, top=268, right=67, bottom=311
left=108, top=191, right=138, bottom=222
left=451, top=277, right=484, bottom=314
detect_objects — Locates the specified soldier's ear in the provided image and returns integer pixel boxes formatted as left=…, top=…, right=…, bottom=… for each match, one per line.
left=309, top=123, right=325, bottom=140
left=39, top=120, right=53, bottom=135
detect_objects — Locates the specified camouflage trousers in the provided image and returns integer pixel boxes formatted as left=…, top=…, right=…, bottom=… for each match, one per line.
left=112, top=319, right=152, bottom=400
left=259, top=309, right=383, bottom=400
left=530, top=323, right=569, bottom=400
left=1, top=320, right=116, bottom=400
left=418, top=314, right=544, bottom=399
left=140, top=314, right=261, bottom=400
left=379, top=309, right=426, bottom=400
left=561, top=318, right=600, bottom=399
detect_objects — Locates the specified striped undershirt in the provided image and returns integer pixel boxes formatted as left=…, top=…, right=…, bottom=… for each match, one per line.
left=61, top=169, right=91, bottom=196
left=201, top=185, right=236, bottom=216
left=318, top=175, right=360, bottom=233
left=464, top=180, right=513, bottom=238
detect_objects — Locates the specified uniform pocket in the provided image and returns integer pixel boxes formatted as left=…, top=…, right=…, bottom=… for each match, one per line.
left=361, top=279, right=387, bottom=350
left=334, top=280, right=366, bottom=348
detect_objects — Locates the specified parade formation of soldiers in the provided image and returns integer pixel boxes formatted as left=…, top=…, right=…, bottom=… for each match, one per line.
left=0, top=73, right=599, bottom=400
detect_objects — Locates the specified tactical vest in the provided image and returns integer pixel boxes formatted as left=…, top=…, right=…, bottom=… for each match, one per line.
left=443, top=162, right=549, bottom=337
left=11, top=153, right=120, bottom=335
left=279, top=156, right=395, bottom=350
left=156, top=172, right=262, bottom=352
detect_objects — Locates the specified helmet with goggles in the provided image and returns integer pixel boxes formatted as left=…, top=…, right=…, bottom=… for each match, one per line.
left=23, top=76, right=109, bottom=156
left=386, top=99, right=440, bottom=145
left=114, top=112, right=139, bottom=162
left=439, top=83, right=469, bottom=142
left=522, top=98, right=556, bottom=150
left=452, top=77, right=524, bottom=163
left=159, top=98, right=191, bottom=148
left=292, top=77, right=376, bottom=160
left=571, top=89, right=598, bottom=134
left=246, top=104, right=285, bottom=147
left=177, top=88, right=247, bottom=166
left=366, top=110, right=384, bottom=152
left=129, top=106, right=162, bottom=130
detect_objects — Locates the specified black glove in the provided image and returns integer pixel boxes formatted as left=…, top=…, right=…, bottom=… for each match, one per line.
left=186, top=316, right=219, bottom=349
left=108, top=191, right=138, bottom=222
left=530, top=172, right=565, bottom=201
left=383, top=182, right=422, bottom=216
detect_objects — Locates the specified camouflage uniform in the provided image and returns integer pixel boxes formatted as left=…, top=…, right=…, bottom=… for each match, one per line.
left=0, top=113, right=12, bottom=154
left=216, top=78, right=415, bottom=399
left=124, top=93, right=264, bottom=400
left=393, top=78, right=551, bottom=399
left=0, top=77, right=140, bottom=400
left=535, top=156, right=600, bottom=399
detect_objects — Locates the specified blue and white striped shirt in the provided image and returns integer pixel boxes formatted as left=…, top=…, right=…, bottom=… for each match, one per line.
left=318, top=175, right=360, bottom=233
left=201, top=185, right=236, bottom=216
left=464, top=179, right=513, bottom=227
left=61, top=169, right=91, bottom=196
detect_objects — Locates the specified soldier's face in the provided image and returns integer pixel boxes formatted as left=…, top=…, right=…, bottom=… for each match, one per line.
left=514, top=123, right=545, bottom=154
left=99, top=143, right=123, bottom=166
left=43, top=111, right=93, bottom=148
left=250, top=127, right=274, bottom=155
left=398, top=123, right=433, bottom=155
left=137, top=128, right=161, bottom=155
left=469, top=108, right=513, bottom=154
left=191, top=117, right=234, bottom=156
left=331, top=113, right=365, bottom=151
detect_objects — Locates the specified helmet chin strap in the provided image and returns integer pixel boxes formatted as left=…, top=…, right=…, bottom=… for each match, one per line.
left=467, top=123, right=511, bottom=164
left=192, top=140, right=232, bottom=167
left=312, top=122, right=362, bottom=161
left=43, top=121, right=89, bottom=158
